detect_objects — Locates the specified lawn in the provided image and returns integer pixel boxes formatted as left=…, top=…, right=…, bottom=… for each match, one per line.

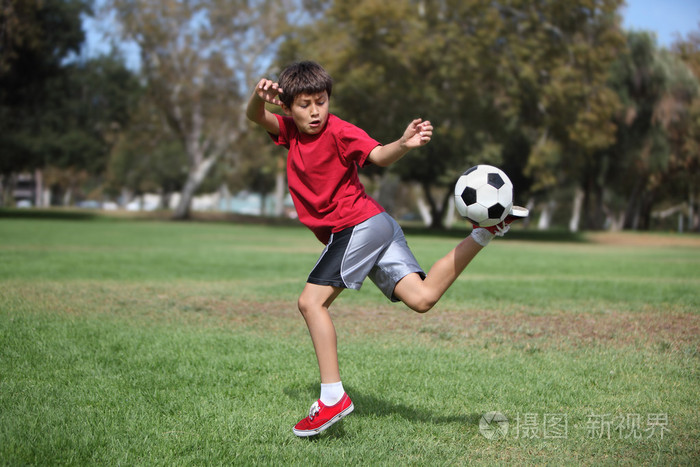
left=1, top=213, right=698, bottom=465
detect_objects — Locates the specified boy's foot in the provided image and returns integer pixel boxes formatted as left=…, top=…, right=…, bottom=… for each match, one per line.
left=481, top=205, right=529, bottom=236
left=293, top=393, right=354, bottom=437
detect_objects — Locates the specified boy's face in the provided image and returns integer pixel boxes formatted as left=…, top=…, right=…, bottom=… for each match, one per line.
left=282, top=91, right=329, bottom=135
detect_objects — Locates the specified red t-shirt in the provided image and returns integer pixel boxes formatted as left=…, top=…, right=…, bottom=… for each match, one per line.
left=271, top=113, right=384, bottom=244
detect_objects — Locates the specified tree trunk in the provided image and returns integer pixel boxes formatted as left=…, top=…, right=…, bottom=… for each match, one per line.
left=537, top=200, right=556, bottom=230
left=421, top=181, right=445, bottom=229
left=414, top=184, right=432, bottom=226
left=623, top=178, right=644, bottom=230
left=523, top=197, right=535, bottom=229
left=439, top=189, right=453, bottom=229
left=580, top=175, right=594, bottom=231
left=638, top=190, right=654, bottom=230
left=689, top=186, right=699, bottom=232
left=173, top=155, right=218, bottom=219
left=444, top=195, right=455, bottom=229
left=569, top=186, right=584, bottom=232
left=260, top=191, right=268, bottom=216
left=218, top=184, right=231, bottom=212
left=120, top=187, right=133, bottom=208
left=607, top=210, right=625, bottom=231
left=62, top=186, right=73, bottom=206
left=273, top=156, right=286, bottom=217
left=34, top=169, right=44, bottom=207
left=592, top=180, right=606, bottom=230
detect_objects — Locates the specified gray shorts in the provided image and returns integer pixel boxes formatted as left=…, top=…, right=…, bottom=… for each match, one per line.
left=307, top=212, right=425, bottom=302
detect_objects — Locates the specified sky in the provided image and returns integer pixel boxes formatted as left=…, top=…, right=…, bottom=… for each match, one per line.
left=82, top=1, right=700, bottom=69
left=621, top=0, right=699, bottom=47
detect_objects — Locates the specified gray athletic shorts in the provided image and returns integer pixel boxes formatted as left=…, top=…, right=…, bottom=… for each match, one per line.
left=307, top=212, right=425, bottom=302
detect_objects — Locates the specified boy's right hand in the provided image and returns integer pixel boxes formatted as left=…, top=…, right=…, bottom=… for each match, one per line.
left=254, top=78, right=284, bottom=107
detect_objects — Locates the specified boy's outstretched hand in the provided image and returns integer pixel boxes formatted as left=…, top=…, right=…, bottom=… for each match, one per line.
left=402, top=118, right=433, bottom=149
left=254, top=78, right=284, bottom=107
left=367, top=118, right=434, bottom=167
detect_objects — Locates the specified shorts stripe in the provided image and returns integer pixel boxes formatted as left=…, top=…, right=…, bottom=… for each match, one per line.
left=307, top=226, right=355, bottom=289
left=306, top=212, right=425, bottom=301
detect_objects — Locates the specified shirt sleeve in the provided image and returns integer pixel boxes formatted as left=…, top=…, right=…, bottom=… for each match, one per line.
left=338, top=123, right=381, bottom=167
left=269, top=114, right=293, bottom=149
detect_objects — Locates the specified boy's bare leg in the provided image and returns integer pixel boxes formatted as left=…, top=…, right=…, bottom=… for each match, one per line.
left=393, top=235, right=483, bottom=313
left=297, top=283, right=344, bottom=383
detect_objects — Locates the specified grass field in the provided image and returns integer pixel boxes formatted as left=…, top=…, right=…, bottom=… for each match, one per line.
left=1, top=212, right=699, bottom=465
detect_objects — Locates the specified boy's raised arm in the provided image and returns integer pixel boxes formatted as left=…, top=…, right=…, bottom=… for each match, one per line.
left=367, top=118, right=433, bottom=167
left=246, top=78, right=283, bottom=135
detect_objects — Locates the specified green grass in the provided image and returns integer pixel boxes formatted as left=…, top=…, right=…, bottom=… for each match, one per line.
left=1, top=214, right=699, bottom=465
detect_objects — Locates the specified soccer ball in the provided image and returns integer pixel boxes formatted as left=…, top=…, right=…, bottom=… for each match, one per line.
left=454, top=165, right=513, bottom=227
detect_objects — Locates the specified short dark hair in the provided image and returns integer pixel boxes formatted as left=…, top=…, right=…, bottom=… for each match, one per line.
left=277, top=61, right=333, bottom=109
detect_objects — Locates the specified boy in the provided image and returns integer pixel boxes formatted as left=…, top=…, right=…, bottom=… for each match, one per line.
left=246, top=61, right=526, bottom=437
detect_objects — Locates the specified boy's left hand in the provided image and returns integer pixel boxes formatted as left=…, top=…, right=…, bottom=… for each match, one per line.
left=402, top=118, right=433, bottom=148
left=367, top=118, right=434, bottom=167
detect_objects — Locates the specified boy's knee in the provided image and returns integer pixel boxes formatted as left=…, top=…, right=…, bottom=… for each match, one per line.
left=407, top=295, right=438, bottom=314
left=297, top=294, right=319, bottom=316
left=297, top=296, right=310, bottom=314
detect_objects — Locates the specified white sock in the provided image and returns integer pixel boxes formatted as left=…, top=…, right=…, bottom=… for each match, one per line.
left=470, top=227, right=495, bottom=247
left=320, top=381, right=345, bottom=406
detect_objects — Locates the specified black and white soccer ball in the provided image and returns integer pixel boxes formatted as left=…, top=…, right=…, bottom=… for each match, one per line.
left=454, top=165, right=513, bottom=227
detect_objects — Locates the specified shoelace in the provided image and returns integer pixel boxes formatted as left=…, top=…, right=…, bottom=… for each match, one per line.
left=493, top=222, right=511, bottom=237
left=308, top=401, right=321, bottom=420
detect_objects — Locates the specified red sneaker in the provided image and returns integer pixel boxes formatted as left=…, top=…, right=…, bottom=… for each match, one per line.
left=293, top=393, right=354, bottom=437
left=480, top=206, right=529, bottom=236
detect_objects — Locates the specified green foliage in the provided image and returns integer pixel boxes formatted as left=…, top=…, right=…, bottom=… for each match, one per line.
left=106, top=0, right=297, bottom=218
left=280, top=0, right=627, bottom=227
left=0, top=0, right=141, bottom=207
left=507, top=0, right=626, bottom=211
left=603, top=32, right=700, bottom=229
left=0, top=0, right=87, bottom=74
left=3, top=1, right=699, bottom=230
left=106, top=100, right=188, bottom=200
left=57, top=56, right=142, bottom=173
left=0, top=0, right=90, bottom=173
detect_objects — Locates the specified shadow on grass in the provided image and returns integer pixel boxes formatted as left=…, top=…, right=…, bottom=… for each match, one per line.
left=347, top=385, right=482, bottom=426
left=284, top=383, right=481, bottom=439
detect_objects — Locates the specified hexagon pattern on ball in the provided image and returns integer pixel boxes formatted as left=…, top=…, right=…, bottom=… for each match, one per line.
left=454, top=165, right=513, bottom=227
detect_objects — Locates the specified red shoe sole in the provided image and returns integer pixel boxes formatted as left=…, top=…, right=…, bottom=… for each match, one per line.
left=292, top=403, right=354, bottom=437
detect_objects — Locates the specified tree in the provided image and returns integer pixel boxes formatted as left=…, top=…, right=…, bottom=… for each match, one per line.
left=278, top=0, right=627, bottom=229
left=652, top=49, right=700, bottom=231
left=493, top=0, right=625, bottom=231
left=0, top=0, right=141, bottom=207
left=278, top=0, right=512, bottom=228
left=106, top=0, right=294, bottom=219
left=603, top=31, right=700, bottom=230
left=671, top=28, right=700, bottom=231
left=105, top=99, right=188, bottom=207
left=0, top=0, right=89, bottom=176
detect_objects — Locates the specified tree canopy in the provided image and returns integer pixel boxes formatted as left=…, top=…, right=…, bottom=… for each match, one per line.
left=1, top=0, right=698, bottom=231
left=1, top=0, right=90, bottom=174
left=0, top=0, right=140, bottom=206
left=279, top=0, right=627, bottom=228
left=105, top=0, right=295, bottom=218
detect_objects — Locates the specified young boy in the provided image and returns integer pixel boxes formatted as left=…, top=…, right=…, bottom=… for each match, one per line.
left=246, top=61, right=526, bottom=437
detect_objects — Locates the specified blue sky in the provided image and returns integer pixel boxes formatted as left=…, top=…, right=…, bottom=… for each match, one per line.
left=621, top=0, right=699, bottom=46
left=83, top=1, right=700, bottom=69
